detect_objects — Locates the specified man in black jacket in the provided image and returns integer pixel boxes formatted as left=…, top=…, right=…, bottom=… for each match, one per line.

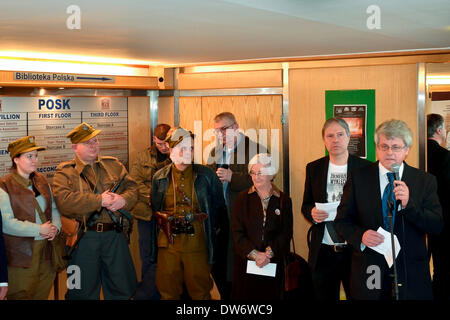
left=427, top=113, right=450, bottom=300
left=335, top=119, right=443, bottom=300
left=207, top=112, right=266, bottom=300
left=301, top=117, right=370, bottom=300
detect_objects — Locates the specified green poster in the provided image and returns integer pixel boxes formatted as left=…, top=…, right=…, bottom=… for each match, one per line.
left=325, top=89, right=375, bottom=161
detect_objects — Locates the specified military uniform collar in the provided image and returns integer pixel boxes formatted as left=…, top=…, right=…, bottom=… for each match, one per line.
left=171, top=163, right=193, bottom=176
left=150, top=144, right=158, bottom=156
left=11, top=170, right=32, bottom=188
left=248, top=183, right=281, bottom=198
left=74, top=155, right=102, bottom=175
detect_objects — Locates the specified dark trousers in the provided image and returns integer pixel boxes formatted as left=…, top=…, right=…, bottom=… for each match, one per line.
left=429, top=233, right=450, bottom=300
left=66, top=230, right=137, bottom=300
left=133, top=219, right=160, bottom=300
left=311, top=244, right=352, bottom=301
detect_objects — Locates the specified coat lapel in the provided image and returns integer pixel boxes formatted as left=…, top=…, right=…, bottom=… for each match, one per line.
left=319, top=156, right=329, bottom=203
left=367, top=161, right=383, bottom=228
left=400, top=161, right=413, bottom=188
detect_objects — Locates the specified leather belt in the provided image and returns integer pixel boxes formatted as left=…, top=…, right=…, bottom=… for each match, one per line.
left=87, top=222, right=116, bottom=232
left=322, top=243, right=348, bottom=253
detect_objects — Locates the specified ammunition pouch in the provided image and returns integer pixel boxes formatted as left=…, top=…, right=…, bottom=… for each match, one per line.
left=154, top=211, right=207, bottom=244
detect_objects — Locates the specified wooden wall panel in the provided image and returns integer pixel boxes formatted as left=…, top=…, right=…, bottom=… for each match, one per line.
left=158, top=96, right=175, bottom=127
left=128, top=97, right=151, bottom=167
left=289, top=64, right=418, bottom=260
left=200, top=95, right=283, bottom=189
left=178, top=70, right=282, bottom=90
left=179, top=97, right=202, bottom=133
left=127, top=96, right=151, bottom=282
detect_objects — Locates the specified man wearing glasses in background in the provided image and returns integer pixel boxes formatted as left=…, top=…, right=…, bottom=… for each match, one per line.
left=335, top=119, right=443, bottom=300
left=207, top=112, right=266, bottom=300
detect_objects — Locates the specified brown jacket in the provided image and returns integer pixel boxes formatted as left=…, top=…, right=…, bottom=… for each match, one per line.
left=0, top=171, right=52, bottom=268
left=52, top=156, right=138, bottom=224
left=129, top=145, right=170, bottom=221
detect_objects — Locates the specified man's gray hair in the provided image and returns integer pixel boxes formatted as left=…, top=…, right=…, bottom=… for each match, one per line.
left=214, top=112, right=237, bottom=124
left=322, top=117, right=351, bottom=138
left=375, top=119, right=413, bottom=148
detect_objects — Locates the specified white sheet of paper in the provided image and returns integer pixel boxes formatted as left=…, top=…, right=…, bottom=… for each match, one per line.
left=246, top=260, right=277, bottom=277
left=369, top=227, right=401, bottom=268
left=315, top=202, right=340, bottom=221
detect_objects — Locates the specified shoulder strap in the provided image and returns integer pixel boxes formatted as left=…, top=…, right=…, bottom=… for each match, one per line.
left=279, top=191, right=295, bottom=254
left=34, top=197, right=48, bottom=224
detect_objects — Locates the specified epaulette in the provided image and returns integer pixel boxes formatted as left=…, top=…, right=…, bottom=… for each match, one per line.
left=100, top=155, right=119, bottom=161
left=56, top=160, right=76, bottom=169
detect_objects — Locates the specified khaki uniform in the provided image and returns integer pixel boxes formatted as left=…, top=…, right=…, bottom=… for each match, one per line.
left=53, top=156, right=137, bottom=223
left=6, top=240, right=54, bottom=300
left=155, top=164, right=212, bottom=300
left=130, top=145, right=170, bottom=221
left=52, top=155, right=138, bottom=300
left=129, top=145, right=170, bottom=299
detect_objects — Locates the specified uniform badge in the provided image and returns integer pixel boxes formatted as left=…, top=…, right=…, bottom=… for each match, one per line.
left=275, top=209, right=281, bottom=215
left=82, top=124, right=88, bottom=130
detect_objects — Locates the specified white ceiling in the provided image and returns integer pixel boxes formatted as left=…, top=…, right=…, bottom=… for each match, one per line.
left=0, top=0, right=449, bottom=66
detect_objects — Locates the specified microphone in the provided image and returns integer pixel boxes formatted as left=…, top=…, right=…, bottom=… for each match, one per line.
left=391, top=163, right=400, bottom=181
left=217, top=164, right=229, bottom=169
left=391, top=163, right=402, bottom=208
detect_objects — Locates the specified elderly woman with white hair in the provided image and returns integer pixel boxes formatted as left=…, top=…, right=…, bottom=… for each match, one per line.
left=231, top=153, right=293, bottom=300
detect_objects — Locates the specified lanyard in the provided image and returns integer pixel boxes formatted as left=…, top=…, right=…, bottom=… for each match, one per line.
left=171, top=168, right=195, bottom=215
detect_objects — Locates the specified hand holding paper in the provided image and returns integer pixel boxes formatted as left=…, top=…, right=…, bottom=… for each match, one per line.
left=315, top=202, right=340, bottom=222
left=246, top=260, right=277, bottom=277
left=368, top=227, right=401, bottom=268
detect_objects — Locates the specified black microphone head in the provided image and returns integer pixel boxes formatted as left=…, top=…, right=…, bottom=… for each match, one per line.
left=217, top=163, right=229, bottom=169
left=391, top=163, right=400, bottom=180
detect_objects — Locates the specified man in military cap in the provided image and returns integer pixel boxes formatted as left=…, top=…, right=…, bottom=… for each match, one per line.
left=150, top=127, right=226, bottom=300
left=52, top=122, right=138, bottom=300
left=129, top=123, right=171, bottom=299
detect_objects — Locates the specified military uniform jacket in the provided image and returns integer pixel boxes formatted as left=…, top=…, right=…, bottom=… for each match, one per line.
left=129, top=145, right=171, bottom=221
left=52, top=155, right=138, bottom=224
left=150, top=164, right=226, bottom=265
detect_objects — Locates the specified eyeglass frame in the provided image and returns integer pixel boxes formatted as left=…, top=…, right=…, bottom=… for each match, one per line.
left=81, top=137, right=99, bottom=146
left=214, top=122, right=237, bottom=134
left=376, top=143, right=407, bottom=152
left=249, top=170, right=264, bottom=177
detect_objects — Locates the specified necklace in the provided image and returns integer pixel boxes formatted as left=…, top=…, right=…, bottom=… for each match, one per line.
left=257, top=188, right=273, bottom=202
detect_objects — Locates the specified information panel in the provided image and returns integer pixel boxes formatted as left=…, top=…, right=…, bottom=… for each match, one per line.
left=325, top=90, right=376, bottom=161
left=0, top=97, right=128, bottom=180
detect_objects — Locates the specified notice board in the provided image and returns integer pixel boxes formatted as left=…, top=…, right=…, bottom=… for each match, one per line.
left=0, top=97, right=128, bottom=181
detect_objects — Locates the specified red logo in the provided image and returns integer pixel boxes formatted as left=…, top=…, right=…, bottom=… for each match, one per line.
left=101, top=98, right=111, bottom=110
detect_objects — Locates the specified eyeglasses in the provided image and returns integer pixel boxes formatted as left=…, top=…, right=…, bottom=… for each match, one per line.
left=377, top=144, right=405, bottom=152
left=249, top=171, right=263, bottom=177
left=82, top=138, right=99, bottom=146
left=214, top=123, right=236, bottom=134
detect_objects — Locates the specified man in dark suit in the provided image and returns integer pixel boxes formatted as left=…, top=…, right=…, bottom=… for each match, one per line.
left=426, top=113, right=450, bottom=300
left=0, top=215, right=8, bottom=300
left=207, top=112, right=266, bottom=300
left=335, top=119, right=443, bottom=300
left=302, top=117, right=370, bottom=300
